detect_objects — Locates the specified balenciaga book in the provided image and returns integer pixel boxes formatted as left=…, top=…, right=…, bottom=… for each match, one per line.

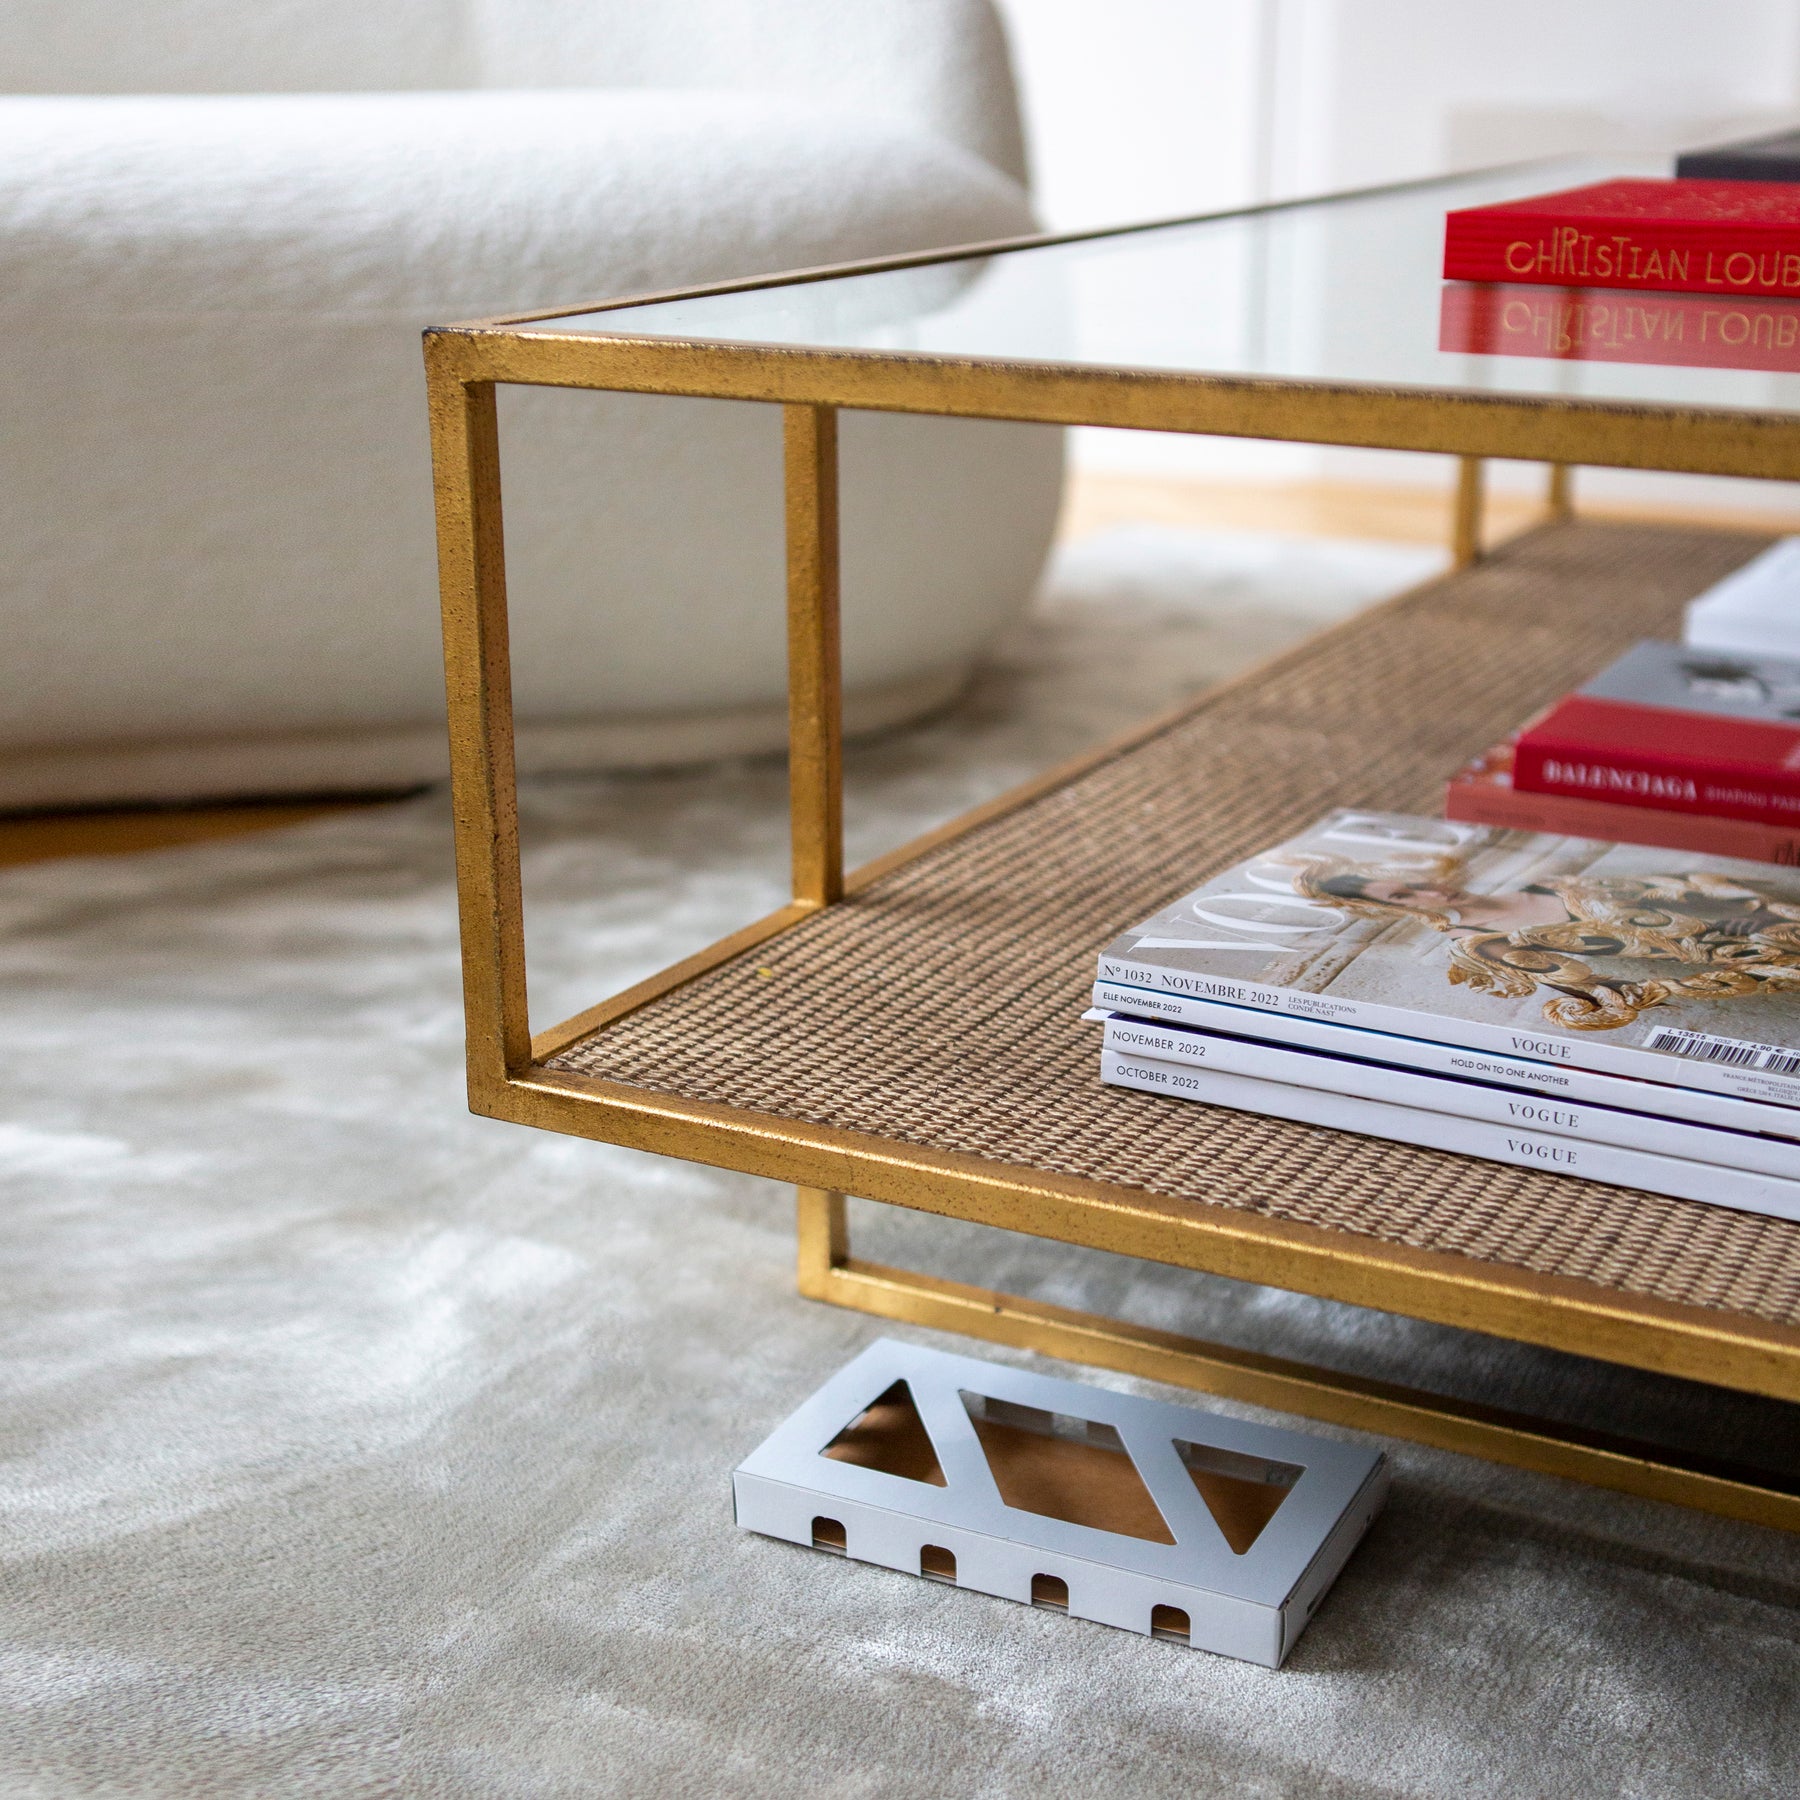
left=1512, top=639, right=1800, bottom=828
left=1444, top=178, right=1800, bottom=297
left=1100, top=1050, right=1800, bottom=1223
left=1095, top=1012, right=1800, bottom=1180
left=1444, top=740, right=1800, bottom=865
left=1094, top=809, right=1800, bottom=1110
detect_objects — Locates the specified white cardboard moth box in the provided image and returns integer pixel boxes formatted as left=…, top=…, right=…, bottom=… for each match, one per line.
left=733, top=1339, right=1389, bottom=1667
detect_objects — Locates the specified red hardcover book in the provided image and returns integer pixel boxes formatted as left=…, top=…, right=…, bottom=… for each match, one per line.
left=1444, top=178, right=1800, bottom=297
left=1445, top=741, right=1800, bottom=864
left=1511, top=641, right=1800, bottom=827
left=1438, top=281, right=1800, bottom=373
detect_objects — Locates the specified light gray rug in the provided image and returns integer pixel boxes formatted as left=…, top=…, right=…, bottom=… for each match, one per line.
left=4, top=527, right=1798, bottom=1800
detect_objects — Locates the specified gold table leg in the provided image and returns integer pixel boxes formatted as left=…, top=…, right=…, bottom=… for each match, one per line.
left=1451, top=454, right=1485, bottom=568
left=796, top=1186, right=849, bottom=1293
left=428, top=364, right=530, bottom=1098
left=785, top=404, right=844, bottom=909
left=1545, top=460, right=1575, bottom=522
left=795, top=1187, right=1800, bottom=1532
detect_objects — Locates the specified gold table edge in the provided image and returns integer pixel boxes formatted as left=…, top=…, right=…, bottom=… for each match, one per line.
left=800, top=1243, right=1800, bottom=1534
left=424, top=328, right=1800, bottom=482
left=495, top=1062, right=1800, bottom=1407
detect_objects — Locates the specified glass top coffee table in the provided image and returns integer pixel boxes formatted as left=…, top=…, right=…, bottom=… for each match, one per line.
left=425, top=159, right=1800, bottom=1532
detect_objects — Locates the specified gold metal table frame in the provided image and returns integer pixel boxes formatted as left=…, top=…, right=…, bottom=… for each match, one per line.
left=424, top=211, right=1800, bottom=1536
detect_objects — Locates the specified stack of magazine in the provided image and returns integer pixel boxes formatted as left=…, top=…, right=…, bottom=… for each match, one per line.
left=1091, top=809, right=1800, bottom=1221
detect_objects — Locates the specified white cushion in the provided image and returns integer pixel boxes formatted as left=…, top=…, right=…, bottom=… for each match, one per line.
left=0, top=0, right=1027, bottom=189
left=0, top=0, right=466, bottom=95
left=0, top=90, right=1027, bottom=315
left=0, top=90, right=1060, bottom=794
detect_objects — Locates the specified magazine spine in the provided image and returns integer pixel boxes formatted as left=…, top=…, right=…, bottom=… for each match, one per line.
left=1093, top=980, right=1800, bottom=1135
left=1442, top=208, right=1800, bottom=298
left=1092, top=957, right=1800, bottom=1110
left=1099, top=1017, right=1800, bottom=1178
left=1443, top=761, right=1800, bottom=864
left=1099, top=1051, right=1800, bottom=1223
left=1096, top=980, right=1800, bottom=1136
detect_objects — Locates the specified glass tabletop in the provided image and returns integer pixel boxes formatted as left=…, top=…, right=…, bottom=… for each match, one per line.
left=518, top=157, right=1800, bottom=418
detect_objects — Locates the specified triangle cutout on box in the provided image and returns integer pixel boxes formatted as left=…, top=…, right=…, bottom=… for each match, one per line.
left=821, top=1379, right=947, bottom=1486
left=1175, top=1438, right=1303, bottom=1554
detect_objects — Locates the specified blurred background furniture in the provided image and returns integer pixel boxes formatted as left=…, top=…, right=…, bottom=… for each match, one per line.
left=0, top=0, right=1064, bottom=809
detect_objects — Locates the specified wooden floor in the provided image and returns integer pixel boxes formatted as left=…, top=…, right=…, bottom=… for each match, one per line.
left=0, top=801, right=389, bottom=870
left=1061, top=472, right=1546, bottom=546
left=7, top=471, right=1793, bottom=870
left=1062, top=470, right=1800, bottom=547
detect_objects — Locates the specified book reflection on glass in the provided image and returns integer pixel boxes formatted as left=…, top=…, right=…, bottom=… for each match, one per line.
left=1439, top=281, right=1800, bottom=374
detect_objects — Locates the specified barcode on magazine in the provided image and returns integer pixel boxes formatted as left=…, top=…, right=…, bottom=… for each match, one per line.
left=1643, top=1027, right=1800, bottom=1078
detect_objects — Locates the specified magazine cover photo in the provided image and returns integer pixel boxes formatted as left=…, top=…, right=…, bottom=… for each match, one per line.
left=1100, top=811, right=1800, bottom=1095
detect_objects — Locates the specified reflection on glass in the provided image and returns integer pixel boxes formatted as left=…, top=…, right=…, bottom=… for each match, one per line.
left=522, top=156, right=1800, bottom=419
left=1440, top=282, right=1800, bottom=374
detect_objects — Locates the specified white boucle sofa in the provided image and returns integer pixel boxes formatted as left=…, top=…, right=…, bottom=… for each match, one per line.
left=0, top=1, right=1063, bottom=808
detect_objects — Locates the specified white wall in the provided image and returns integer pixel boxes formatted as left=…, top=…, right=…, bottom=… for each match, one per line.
left=998, top=0, right=1800, bottom=230
left=1318, top=0, right=1800, bottom=191
left=992, top=0, right=1265, bottom=230
left=995, top=0, right=1800, bottom=511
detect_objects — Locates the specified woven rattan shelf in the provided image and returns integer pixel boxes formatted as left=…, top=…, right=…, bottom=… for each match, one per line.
left=425, top=166, right=1800, bottom=1533
left=545, top=518, right=1800, bottom=1329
